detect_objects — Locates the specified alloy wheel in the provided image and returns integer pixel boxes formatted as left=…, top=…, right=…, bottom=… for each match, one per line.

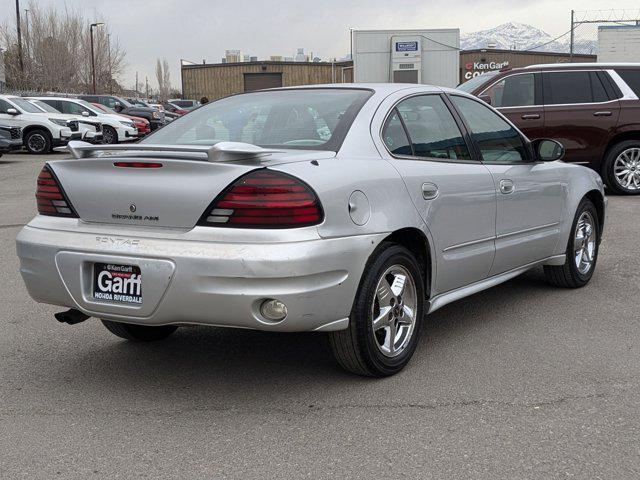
left=613, top=147, right=640, bottom=191
left=574, top=211, right=596, bottom=275
left=371, top=265, right=417, bottom=357
left=28, top=134, right=46, bottom=153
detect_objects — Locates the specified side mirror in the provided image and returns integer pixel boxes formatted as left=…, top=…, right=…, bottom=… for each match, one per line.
left=6, top=108, right=19, bottom=116
left=478, top=94, right=492, bottom=105
left=81, top=111, right=90, bottom=117
left=533, top=138, right=564, bottom=162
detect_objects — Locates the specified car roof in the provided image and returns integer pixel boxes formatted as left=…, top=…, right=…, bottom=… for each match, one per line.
left=524, top=62, right=640, bottom=70
left=269, top=83, right=444, bottom=95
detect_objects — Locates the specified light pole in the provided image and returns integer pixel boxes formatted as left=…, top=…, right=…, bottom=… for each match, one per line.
left=90, top=22, right=104, bottom=94
left=107, top=33, right=112, bottom=94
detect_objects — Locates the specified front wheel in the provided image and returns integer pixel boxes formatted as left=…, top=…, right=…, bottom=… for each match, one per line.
left=603, top=140, right=640, bottom=194
left=329, top=243, right=425, bottom=377
left=544, top=199, right=600, bottom=288
left=101, top=320, right=178, bottom=341
left=102, top=126, right=118, bottom=144
left=24, top=129, right=52, bottom=154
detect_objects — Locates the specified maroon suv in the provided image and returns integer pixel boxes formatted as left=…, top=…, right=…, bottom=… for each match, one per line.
left=458, top=63, right=640, bottom=194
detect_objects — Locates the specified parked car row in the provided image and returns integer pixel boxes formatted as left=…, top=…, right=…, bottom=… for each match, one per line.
left=459, top=62, right=640, bottom=195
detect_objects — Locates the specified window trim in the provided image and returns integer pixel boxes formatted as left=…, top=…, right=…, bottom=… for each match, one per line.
left=478, top=71, right=541, bottom=109
left=448, top=93, right=535, bottom=165
left=379, top=92, right=480, bottom=164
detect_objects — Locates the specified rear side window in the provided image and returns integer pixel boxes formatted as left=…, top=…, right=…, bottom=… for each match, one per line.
left=615, top=69, right=640, bottom=97
left=382, top=111, right=412, bottom=155
left=543, top=71, right=612, bottom=105
left=451, top=95, right=528, bottom=163
left=482, top=73, right=537, bottom=107
left=384, top=95, right=471, bottom=160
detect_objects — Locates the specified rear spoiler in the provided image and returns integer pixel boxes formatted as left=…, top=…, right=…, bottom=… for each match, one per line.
left=59, top=140, right=282, bottom=162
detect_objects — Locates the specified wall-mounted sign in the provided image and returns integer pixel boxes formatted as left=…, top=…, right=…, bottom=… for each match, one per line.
left=463, top=60, right=509, bottom=80
left=396, top=41, right=419, bottom=52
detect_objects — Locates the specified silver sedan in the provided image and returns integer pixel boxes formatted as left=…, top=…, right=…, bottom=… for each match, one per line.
left=16, top=84, right=606, bottom=376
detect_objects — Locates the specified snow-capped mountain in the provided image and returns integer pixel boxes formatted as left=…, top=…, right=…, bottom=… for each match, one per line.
left=461, top=22, right=597, bottom=54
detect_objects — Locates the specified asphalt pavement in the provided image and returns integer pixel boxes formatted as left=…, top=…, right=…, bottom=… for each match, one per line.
left=1, top=151, right=639, bottom=479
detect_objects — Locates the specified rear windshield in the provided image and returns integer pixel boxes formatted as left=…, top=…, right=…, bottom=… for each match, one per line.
left=142, top=88, right=372, bottom=151
left=616, top=69, right=640, bottom=97
left=457, top=71, right=501, bottom=92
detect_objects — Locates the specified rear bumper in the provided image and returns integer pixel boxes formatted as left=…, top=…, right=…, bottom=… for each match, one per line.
left=16, top=218, right=383, bottom=332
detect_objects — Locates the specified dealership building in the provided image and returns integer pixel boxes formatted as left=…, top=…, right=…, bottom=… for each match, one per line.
left=181, top=38, right=596, bottom=101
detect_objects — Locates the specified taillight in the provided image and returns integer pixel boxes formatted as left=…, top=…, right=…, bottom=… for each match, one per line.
left=36, top=165, right=78, bottom=217
left=199, top=170, right=323, bottom=228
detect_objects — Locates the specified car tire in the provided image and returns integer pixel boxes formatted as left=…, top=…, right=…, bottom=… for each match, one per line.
left=544, top=198, right=600, bottom=288
left=24, top=129, right=52, bottom=154
left=602, top=140, right=640, bottom=195
left=101, top=320, right=178, bottom=342
left=328, top=243, right=425, bottom=377
left=102, top=126, right=118, bottom=144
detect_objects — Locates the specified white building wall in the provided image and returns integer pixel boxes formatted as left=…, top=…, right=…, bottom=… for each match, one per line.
left=353, top=29, right=460, bottom=87
left=598, top=26, right=640, bottom=62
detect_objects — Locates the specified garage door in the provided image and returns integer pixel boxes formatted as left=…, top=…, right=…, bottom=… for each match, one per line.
left=244, top=73, right=283, bottom=92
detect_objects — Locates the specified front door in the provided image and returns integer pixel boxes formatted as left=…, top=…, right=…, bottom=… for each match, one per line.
left=450, top=94, right=564, bottom=274
left=379, top=94, right=497, bottom=294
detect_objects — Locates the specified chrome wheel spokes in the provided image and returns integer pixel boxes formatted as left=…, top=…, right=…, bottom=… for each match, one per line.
left=371, top=265, right=417, bottom=357
left=614, top=148, right=640, bottom=191
left=574, top=211, right=596, bottom=275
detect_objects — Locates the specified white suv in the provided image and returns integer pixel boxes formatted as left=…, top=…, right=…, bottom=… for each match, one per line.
left=0, top=95, right=81, bottom=154
left=36, top=97, right=138, bottom=144
left=27, top=99, right=103, bottom=144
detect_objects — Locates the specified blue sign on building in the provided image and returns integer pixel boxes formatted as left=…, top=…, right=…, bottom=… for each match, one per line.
left=396, top=41, right=419, bottom=52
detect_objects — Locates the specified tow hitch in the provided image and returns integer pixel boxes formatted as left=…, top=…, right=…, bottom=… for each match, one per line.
left=54, top=309, right=90, bottom=325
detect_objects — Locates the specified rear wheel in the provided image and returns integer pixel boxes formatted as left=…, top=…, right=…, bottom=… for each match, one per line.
left=544, top=199, right=599, bottom=288
left=603, top=140, right=640, bottom=194
left=102, top=126, right=118, bottom=144
left=101, top=320, right=178, bottom=341
left=329, top=243, right=425, bottom=377
left=24, top=129, right=52, bottom=154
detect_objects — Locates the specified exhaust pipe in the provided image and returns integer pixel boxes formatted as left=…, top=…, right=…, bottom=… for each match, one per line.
left=54, top=309, right=90, bottom=325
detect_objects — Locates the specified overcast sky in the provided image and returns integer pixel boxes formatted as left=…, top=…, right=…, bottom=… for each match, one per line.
left=1, top=0, right=638, bottom=90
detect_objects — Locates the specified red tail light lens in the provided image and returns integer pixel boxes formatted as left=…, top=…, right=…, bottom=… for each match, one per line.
left=36, top=165, right=78, bottom=217
left=199, top=170, right=323, bottom=228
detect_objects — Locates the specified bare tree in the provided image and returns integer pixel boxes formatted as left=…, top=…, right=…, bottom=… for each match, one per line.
left=0, top=0, right=126, bottom=93
left=155, top=58, right=171, bottom=102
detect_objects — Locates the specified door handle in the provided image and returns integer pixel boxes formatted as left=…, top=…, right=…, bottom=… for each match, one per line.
left=421, top=182, right=439, bottom=200
left=593, top=111, right=612, bottom=117
left=499, top=179, right=515, bottom=195
left=521, top=114, right=540, bottom=120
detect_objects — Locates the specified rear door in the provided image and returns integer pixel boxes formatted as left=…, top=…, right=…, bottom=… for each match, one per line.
left=450, top=94, right=564, bottom=274
left=379, top=93, right=497, bottom=294
left=543, top=70, right=620, bottom=165
left=479, top=71, right=545, bottom=141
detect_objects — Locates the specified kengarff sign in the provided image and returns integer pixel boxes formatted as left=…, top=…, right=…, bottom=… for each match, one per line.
left=463, top=60, right=509, bottom=80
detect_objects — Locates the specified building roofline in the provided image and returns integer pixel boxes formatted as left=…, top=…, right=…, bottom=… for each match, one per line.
left=182, top=60, right=354, bottom=69
left=461, top=48, right=596, bottom=57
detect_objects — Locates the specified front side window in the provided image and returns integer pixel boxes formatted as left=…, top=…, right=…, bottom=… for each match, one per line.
left=143, top=89, right=372, bottom=151
left=0, top=99, right=13, bottom=114
left=385, top=95, right=471, bottom=160
left=482, top=73, right=536, bottom=107
left=451, top=95, right=528, bottom=163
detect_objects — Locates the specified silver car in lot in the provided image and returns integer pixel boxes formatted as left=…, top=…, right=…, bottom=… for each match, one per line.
left=16, top=84, right=606, bottom=376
